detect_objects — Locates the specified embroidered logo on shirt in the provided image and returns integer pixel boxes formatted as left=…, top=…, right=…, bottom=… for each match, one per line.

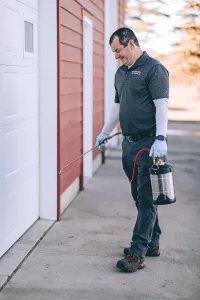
left=131, top=70, right=141, bottom=75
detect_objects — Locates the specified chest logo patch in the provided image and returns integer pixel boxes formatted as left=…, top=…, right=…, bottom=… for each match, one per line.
left=131, top=70, right=141, bottom=75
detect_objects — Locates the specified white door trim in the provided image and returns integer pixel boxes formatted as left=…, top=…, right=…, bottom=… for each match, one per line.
left=39, top=0, right=58, bottom=220
left=104, top=0, right=119, bottom=148
left=83, top=16, right=93, bottom=186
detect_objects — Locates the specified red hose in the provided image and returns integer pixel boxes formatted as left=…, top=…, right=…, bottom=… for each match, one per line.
left=129, top=148, right=150, bottom=183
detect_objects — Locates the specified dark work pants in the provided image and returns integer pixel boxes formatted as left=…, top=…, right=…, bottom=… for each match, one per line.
left=122, top=136, right=162, bottom=258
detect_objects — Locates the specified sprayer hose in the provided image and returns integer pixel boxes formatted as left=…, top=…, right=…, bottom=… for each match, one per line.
left=129, top=148, right=150, bottom=183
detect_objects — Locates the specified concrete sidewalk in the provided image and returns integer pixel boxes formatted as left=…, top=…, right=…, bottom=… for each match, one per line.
left=0, top=124, right=200, bottom=300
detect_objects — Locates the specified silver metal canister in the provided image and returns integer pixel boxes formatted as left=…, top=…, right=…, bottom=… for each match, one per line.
left=150, top=159, right=176, bottom=205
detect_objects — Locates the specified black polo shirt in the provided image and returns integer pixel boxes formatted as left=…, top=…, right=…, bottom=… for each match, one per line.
left=114, top=51, right=169, bottom=136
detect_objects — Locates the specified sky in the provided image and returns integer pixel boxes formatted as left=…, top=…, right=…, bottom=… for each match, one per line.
left=125, top=0, right=185, bottom=54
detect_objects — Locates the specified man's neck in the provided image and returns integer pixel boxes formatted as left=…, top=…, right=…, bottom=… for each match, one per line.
left=128, top=49, right=143, bottom=67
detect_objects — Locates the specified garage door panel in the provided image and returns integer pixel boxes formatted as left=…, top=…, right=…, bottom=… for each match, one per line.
left=0, top=66, right=20, bottom=127
left=0, top=0, right=39, bottom=258
left=0, top=124, right=20, bottom=255
left=0, top=1, right=38, bottom=67
left=3, top=189, right=19, bottom=241
left=19, top=68, right=38, bottom=119
left=20, top=120, right=39, bottom=177
left=17, top=1, right=38, bottom=68
left=1, top=189, right=20, bottom=256
left=3, top=71, right=19, bottom=121
left=0, top=1, right=20, bottom=66
left=5, top=0, right=17, bottom=10
left=20, top=165, right=39, bottom=231
left=19, top=0, right=38, bottom=11
left=2, top=123, right=20, bottom=191
left=0, top=67, right=19, bottom=125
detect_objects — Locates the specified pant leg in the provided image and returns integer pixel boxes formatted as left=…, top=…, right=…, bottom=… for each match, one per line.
left=129, top=164, right=159, bottom=257
left=148, top=207, right=162, bottom=248
left=131, top=181, right=162, bottom=249
left=122, top=137, right=162, bottom=258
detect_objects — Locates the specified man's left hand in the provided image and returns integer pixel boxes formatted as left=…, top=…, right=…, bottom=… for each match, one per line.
left=149, top=140, right=167, bottom=158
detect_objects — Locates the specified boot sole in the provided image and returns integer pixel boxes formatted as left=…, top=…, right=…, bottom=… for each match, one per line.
left=123, top=248, right=160, bottom=257
left=116, top=260, right=146, bottom=273
left=146, top=252, right=160, bottom=257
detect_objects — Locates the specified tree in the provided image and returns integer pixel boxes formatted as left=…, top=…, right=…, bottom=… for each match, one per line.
left=173, top=0, right=200, bottom=73
left=124, top=0, right=170, bottom=41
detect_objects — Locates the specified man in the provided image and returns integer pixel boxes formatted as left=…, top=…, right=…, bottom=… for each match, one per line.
left=96, top=28, right=169, bottom=273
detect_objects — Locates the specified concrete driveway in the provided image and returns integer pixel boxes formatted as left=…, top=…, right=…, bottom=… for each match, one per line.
left=0, top=121, right=200, bottom=300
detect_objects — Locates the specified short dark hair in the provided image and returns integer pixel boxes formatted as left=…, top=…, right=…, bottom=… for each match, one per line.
left=109, top=27, right=140, bottom=47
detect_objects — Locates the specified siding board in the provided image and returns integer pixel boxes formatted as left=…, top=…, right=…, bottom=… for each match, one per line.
left=119, top=0, right=125, bottom=27
left=93, top=30, right=104, bottom=44
left=60, top=123, right=82, bottom=146
left=60, top=93, right=82, bottom=112
left=94, top=78, right=104, bottom=90
left=94, top=42, right=104, bottom=56
left=60, top=138, right=82, bottom=167
left=76, top=0, right=104, bottom=22
left=60, top=44, right=82, bottom=63
left=94, top=54, right=104, bottom=66
left=93, top=66, right=104, bottom=78
left=93, top=100, right=103, bottom=114
left=60, top=78, right=82, bottom=95
left=93, top=17, right=104, bottom=33
left=60, top=107, right=82, bottom=129
left=93, top=122, right=104, bottom=137
left=90, top=0, right=104, bottom=12
left=60, top=61, right=82, bottom=78
left=93, top=88, right=104, bottom=101
left=60, top=0, right=82, bottom=19
left=60, top=26, right=82, bottom=48
left=60, top=9, right=82, bottom=33
left=60, top=165, right=81, bottom=195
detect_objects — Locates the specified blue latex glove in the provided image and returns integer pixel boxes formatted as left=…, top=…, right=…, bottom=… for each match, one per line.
left=149, top=140, right=167, bottom=158
left=95, top=132, right=110, bottom=148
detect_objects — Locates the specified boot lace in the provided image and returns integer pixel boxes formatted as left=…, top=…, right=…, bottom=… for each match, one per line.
left=125, top=254, right=138, bottom=263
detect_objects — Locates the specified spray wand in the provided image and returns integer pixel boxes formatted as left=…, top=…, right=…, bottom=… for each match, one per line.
left=59, top=132, right=122, bottom=175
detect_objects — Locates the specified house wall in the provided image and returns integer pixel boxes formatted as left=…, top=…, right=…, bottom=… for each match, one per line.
left=57, top=0, right=125, bottom=218
left=118, top=0, right=125, bottom=27
left=58, top=0, right=105, bottom=217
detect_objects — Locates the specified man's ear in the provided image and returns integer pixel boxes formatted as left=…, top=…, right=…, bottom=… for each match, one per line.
left=128, top=39, right=134, bottom=50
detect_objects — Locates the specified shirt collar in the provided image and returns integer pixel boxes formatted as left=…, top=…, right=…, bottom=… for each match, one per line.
left=128, top=62, right=134, bottom=69
left=128, top=51, right=148, bottom=70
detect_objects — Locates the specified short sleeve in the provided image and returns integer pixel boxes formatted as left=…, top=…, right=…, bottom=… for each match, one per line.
left=146, top=64, right=169, bottom=100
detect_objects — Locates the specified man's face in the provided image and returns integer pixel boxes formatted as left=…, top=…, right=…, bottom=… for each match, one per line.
left=110, top=36, right=134, bottom=66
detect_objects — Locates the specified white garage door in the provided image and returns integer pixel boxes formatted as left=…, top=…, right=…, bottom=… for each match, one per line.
left=0, top=0, right=39, bottom=257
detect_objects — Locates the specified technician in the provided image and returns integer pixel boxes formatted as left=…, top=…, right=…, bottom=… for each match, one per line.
left=96, top=28, right=169, bottom=273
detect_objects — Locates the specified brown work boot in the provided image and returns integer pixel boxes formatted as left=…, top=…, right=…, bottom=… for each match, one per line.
left=146, top=246, right=160, bottom=257
left=123, top=246, right=160, bottom=257
left=116, top=254, right=145, bottom=272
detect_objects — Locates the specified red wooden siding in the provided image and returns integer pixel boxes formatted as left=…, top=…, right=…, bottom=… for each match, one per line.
left=118, top=0, right=125, bottom=27
left=58, top=0, right=124, bottom=217
left=58, top=0, right=105, bottom=200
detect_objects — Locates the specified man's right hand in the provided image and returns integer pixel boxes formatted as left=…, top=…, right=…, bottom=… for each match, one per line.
left=95, top=132, right=110, bottom=148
